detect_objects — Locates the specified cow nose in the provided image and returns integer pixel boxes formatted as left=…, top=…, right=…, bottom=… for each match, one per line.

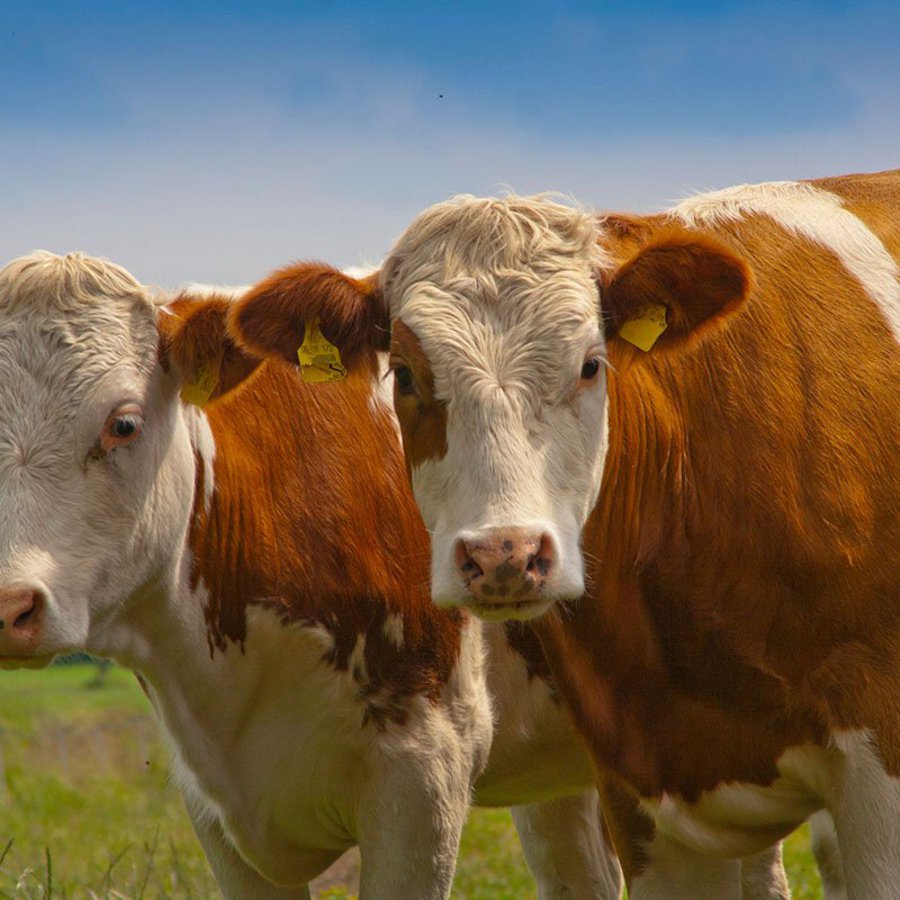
left=0, top=587, right=44, bottom=653
left=455, top=527, right=556, bottom=606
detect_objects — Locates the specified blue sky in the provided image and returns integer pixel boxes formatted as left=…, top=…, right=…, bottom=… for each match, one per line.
left=2, top=1, right=898, bottom=286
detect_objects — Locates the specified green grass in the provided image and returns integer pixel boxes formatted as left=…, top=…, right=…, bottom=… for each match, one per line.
left=0, top=663, right=824, bottom=898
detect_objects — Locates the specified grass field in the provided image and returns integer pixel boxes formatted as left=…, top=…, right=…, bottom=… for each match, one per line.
left=0, top=663, right=824, bottom=898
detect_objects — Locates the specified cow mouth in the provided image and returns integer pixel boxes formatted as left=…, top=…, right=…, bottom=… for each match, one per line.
left=466, top=597, right=555, bottom=622
left=0, top=653, right=55, bottom=670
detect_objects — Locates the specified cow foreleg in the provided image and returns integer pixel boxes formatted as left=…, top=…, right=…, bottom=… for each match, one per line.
left=183, top=791, right=312, bottom=899
left=511, top=791, right=623, bottom=899
left=824, top=731, right=900, bottom=900
left=355, top=746, right=471, bottom=900
left=808, top=809, right=846, bottom=900
left=739, top=843, right=790, bottom=900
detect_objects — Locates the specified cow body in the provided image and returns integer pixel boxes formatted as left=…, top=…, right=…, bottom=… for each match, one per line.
left=232, top=170, right=899, bottom=897
left=383, top=171, right=900, bottom=898
left=0, top=253, right=622, bottom=899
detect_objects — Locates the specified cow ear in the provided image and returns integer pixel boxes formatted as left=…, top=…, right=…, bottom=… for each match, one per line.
left=157, top=293, right=263, bottom=407
left=601, top=226, right=751, bottom=361
left=228, top=262, right=388, bottom=376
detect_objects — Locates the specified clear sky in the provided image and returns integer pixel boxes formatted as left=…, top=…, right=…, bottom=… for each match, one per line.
left=2, top=0, right=898, bottom=287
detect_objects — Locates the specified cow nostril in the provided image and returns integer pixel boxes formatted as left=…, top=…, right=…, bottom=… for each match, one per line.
left=14, top=603, right=35, bottom=629
left=525, top=534, right=555, bottom=579
left=455, top=540, right=484, bottom=580
left=11, top=591, right=41, bottom=633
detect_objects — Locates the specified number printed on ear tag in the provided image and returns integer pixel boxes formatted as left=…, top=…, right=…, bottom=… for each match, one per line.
left=181, top=360, right=220, bottom=406
left=619, top=303, right=668, bottom=352
left=297, top=317, right=348, bottom=383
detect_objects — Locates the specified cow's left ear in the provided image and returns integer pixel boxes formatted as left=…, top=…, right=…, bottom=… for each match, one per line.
left=600, top=226, right=751, bottom=360
left=157, top=293, right=263, bottom=407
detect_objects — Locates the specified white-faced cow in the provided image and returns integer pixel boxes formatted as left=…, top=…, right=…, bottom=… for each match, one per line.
left=230, top=169, right=899, bottom=898
left=0, top=251, right=627, bottom=899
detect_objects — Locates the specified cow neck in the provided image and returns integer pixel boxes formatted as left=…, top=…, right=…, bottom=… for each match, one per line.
left=535, top=346, right=825, bottom=802
left=191, top=361, right=466, bottom=716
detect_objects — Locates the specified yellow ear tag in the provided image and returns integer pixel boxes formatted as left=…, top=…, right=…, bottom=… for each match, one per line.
left=619, top=303, right=668, bottom=352
left=180, top=360, right=220, bottom=407
left=297, top=317, right=348, bottom=383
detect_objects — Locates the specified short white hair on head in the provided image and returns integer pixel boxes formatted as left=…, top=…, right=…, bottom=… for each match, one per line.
left=382, top=193, right=609, bottom=304
left=0, top=250, right=151, bottom=314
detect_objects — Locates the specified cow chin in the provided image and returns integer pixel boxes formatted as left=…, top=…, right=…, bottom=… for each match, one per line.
left=464, top=596, right=557, bottom=623
left=432, top=565, right=584, bottom=622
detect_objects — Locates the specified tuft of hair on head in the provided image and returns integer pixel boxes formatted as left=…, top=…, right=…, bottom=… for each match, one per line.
left=381, top=193, right=606, bottom=295
left=0, top=250, right=150, bottom=314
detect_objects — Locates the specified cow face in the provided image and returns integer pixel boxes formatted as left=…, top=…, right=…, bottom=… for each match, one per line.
left=378, top=199, right=613, bottom=620
left=0, top=252, right=257, bottom=666
left=232, top=197, right=749, bottom=621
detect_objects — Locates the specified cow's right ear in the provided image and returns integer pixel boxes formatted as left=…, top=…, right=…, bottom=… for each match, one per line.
left=157, top=293, right=264, bottom=406
left=228, top=262, right=388, bottom=374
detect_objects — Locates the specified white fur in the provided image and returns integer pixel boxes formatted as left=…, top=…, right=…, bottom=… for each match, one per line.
left=673, top=180, right=900, bottom=343
left=822, top=730, right=900, bottom=900
left=381, top=611, right=405, bottom=649
left=0, top=252, right=622, bottom=899
left=177, top=282, right=250, bottom=299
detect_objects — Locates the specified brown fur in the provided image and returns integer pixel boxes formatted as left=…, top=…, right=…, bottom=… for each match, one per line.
left=601, top=224, right=752, bottom=363
left=230, top=262, right=387, bottom=373
left=535, top=173, right=900, bottom=813
left=162, top=295, right=464, bottom=722
left=160, top=293, right=263, bottom=401
left=390, top=320, right=449, bottom=474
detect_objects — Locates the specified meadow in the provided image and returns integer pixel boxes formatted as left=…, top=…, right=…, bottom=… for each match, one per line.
left=0, top=662, right=824, bottom=899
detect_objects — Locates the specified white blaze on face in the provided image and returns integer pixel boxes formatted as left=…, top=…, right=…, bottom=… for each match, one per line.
left=382, top=197, right=612, bottom=619
left=0, top=252, right=196, bottom=663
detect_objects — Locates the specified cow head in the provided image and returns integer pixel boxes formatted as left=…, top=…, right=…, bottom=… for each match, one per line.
left=232, top=197, right=749, bottom=621
left=0, top=251, right=259, bottom=666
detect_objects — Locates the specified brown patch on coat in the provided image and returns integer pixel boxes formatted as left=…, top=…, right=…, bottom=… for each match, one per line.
left=390, top=319, right=448, bottom=475
left=169, top=292, right=465, bottom=726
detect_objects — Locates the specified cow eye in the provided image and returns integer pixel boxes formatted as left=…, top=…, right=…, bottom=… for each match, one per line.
left=100, top=407, right=144, bottom=452
left=580, top=356, right=602, bottom=381
left=392, top=365, right=416, bottom=396
left=113, top=416, right=139, bottom=438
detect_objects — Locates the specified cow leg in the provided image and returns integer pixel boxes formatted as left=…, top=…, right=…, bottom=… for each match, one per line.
left=183, top=792, right=311, bottom=899
left=808, top=810, right=846, bottom=900
left=629, top=831, right=741, bottom=900
left=511, top=791, right=623, bottom=899
left=355, top=749, right=471, bottom=900
left=824, top=731, right=900, bottom=900
left=739, top=843, right=790, bottom=900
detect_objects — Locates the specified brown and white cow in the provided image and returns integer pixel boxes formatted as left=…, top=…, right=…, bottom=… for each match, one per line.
left=0, top=252, right=626, bottom=899
left=231, top=170, right=899, bottom=898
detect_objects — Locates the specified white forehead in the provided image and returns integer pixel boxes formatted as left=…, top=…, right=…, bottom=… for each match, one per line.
left=382, top=195, right=609, bottom=398
left=0, top=252, right=159, bottom=411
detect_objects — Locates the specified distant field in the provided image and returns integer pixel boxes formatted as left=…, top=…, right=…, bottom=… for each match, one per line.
left=0, top=663, right=823, bottom=898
